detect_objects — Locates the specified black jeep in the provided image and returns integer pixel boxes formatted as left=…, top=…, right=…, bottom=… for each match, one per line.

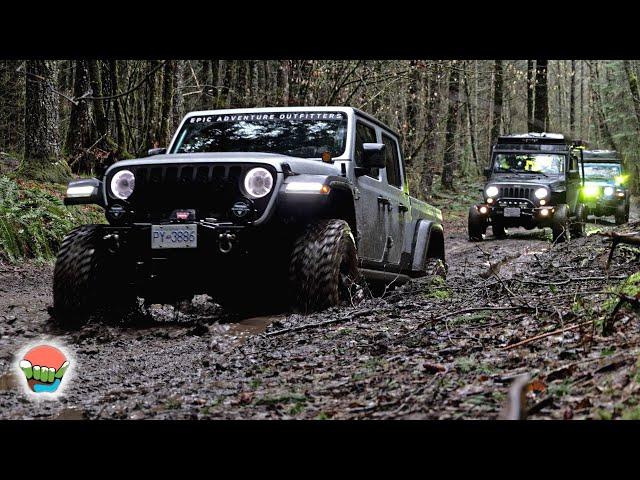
left=54, top=107, right=445, bottom=326
left=468, top=133, right=587, bottom=243
left=580, top=150, right=630, bottom=225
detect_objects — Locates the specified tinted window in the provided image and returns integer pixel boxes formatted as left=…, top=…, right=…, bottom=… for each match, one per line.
left=354, top=121, right=378, bottom=178
left=382, top=134, right=402, bottom=188
left=172, top=112, right=348, bottom=159
left=493, top=153, right=565, bottom=175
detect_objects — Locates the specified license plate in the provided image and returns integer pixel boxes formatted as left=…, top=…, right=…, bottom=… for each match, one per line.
left=503, top=207, right=521, bottom=218
left=151, top=224, right=197, bottom=249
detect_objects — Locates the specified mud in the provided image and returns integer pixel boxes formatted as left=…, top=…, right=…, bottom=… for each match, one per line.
left=0, top=200, right=639, bottom=419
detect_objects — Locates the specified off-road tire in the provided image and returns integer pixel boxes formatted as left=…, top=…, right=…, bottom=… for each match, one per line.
left=570, top=203, right=586, bottom=238
left=53, top=225, right=136, bottom=328
left=468, top=206, right=486, bottom=242
left=289, top=219, right=360, bottom=313
left=615, top=203, right=629, bottom=225
left=492, top=222, right=507, bottom=239
left=551, top=204, right=570, bottom=243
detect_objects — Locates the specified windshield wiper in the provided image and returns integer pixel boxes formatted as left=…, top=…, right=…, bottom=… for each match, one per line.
left=522, top=170, right=549, bottom=177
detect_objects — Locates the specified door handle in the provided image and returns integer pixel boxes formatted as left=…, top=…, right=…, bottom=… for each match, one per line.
left=398, top=203, right=409, bottom=213
left=377, top=196, right=391, bottom=207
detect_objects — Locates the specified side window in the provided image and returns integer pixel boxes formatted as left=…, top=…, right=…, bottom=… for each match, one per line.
left=354, top=120, right=379, bottom=179
left=382, top=133, right=402, bottom=189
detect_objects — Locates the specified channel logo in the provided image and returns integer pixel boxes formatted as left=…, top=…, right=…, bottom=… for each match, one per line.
left=19, top=345, right=69, bottom=394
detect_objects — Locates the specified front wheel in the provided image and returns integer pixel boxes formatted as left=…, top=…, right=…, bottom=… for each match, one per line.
left=570, top=204, right=586, bottom=238
left=289, top=219, right=360, bottom=313
left=615, top=203, right=629, bottom=225
left=52, top=225, right=137, bottom=328
left=551, top=204, right=570, bottom=243
left=468, top=206, right=486, bottom=242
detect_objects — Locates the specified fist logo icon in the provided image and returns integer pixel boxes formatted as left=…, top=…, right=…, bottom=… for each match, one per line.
left=19, top=345, right=69, bottom=393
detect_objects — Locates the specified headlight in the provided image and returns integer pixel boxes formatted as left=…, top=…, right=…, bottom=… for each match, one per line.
left=110, top=170, right=135, bottom=200
left=604, top=186, right=614, bottom=197
left=244, top=167, right=274, bottom=199
left=534, top=187, right=549, bottom=199
left=486, top=186, right=499, bottom=197
left=584, top=183, right=599, bottom=197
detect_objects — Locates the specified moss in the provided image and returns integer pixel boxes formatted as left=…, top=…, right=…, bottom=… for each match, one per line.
left=17, top=158, right=72, bottom=184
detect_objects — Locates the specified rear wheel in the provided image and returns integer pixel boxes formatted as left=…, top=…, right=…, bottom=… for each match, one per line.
left=52, top=225, right=137, bottom=328
left=570, top=204, right=586, bottom=238
left=615, top=203, right=629, bottom=225
left=468, top=206, right=486, bottom=242
left=289, top=219, right=360, bottom=313
left=551, top=204, right=570, bottom=243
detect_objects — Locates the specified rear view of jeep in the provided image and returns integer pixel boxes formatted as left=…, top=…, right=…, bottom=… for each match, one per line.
left=581, top=150, right=630, bottom=225
left=468, top=133, right=587, bottom=243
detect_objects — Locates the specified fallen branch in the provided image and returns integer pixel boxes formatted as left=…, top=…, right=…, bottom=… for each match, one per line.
left=502, top=320, right=593, bottom=351
left=599, top=231, right=640, bottom=269
left=264, top=309, right=374, bottom=337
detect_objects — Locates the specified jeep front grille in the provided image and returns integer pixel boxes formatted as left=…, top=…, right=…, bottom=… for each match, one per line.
left=499, top=187, right=532, bottom=200
left=107, top=163, right=276, bottom=222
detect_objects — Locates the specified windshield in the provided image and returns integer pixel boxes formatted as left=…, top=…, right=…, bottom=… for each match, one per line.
left=583, top=162, right=621, bottom=181
left=171, top=111, right=348, bottom=159
left=493, top=153, right=565, bottom=175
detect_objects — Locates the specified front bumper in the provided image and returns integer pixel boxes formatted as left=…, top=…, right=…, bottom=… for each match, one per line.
left=474, top=202, right=555, bottom=227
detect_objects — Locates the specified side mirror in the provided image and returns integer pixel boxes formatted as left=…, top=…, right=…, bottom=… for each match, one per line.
left=361, top=143, right=386, bottom=169
left=63, top=178, right=105, bottom=207
left=148, top=147, right=167, bottom=157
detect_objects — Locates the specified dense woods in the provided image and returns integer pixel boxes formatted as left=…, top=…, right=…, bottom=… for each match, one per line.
left=1, top=60, right=639, bottom=197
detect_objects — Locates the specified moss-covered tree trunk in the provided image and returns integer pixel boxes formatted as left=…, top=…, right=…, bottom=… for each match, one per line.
left=533, top=60, right=548, bottom=132
left=441, top=63, right=460, bottom=191
left=490, top=60, right=503, bottom=146
left=159, top=60, right=175, bottom=146
left=22, top=60, right=70, bottom=182
left=527, top=60, right=535, bottom=131
left=65, top=60, right=93, bottom=174
left=570, top=60, right=576, bottom=136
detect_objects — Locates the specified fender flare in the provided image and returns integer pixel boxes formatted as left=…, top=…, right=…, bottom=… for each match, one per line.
left=411, top=220, right=445, bottom=272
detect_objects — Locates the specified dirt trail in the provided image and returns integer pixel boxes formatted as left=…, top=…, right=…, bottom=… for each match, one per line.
left=0, top=202, right=638, bottom=419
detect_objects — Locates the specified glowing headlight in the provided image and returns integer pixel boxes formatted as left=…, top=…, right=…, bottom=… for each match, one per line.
left=534, top=187, right=549, bottom=199
left=604, top=186, right=614, bottom=197
left=243, top=167, right=274, bottom=199
left=110, top=170, right=135, bottom=200
left=584, top=183, right=599, bottom=197
left=486, top=186, right=499, bottom=197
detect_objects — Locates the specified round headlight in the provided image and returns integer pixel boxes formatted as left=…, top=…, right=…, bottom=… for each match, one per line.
left=244, top=167, right=274, bottom=199
left=534, top=187, right=549, bottom=199
left=111, top=170, right=135, bottom=200
left=486, top=186, right=499, bottom=198
left=604, top=186, right=614, bottom=196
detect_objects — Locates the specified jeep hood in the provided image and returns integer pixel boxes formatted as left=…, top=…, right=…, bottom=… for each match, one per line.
left=105, top=152, right=341, bottom=177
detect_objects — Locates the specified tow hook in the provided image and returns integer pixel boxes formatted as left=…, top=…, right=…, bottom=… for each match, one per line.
left=218, top=232, right=236, bottom=254
left=103, top=233, right=120, bottom=253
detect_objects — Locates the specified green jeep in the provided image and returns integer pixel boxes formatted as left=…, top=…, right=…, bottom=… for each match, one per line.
left=581, top=150, right=630, bottom=225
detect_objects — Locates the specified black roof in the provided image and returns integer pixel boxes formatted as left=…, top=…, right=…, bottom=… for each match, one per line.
left=583, top=149, right=621, bottom=162
left=496, top=132, right=567, bottom=145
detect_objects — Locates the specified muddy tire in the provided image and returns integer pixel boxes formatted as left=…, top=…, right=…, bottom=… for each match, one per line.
left=615, top=203, right=629, bottom=225
left=551, top=204, right=570, bottom=243
left=289, top=219, right=360, bottom=313
left=570, top=203, right=586, bottom=238
left=468, top=206, right=486, bottom=242
left=53, top=225, right=136, bottom=328
left=492, top=222, right=507, bottom=239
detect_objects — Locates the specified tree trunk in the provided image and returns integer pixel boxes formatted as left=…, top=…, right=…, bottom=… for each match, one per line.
left=441, top=63, right=461, bottom=191
left=108, top=60, right=128, bottom=157
left=144, top=60, right=160, bottom=152
left=172, top=60, right=185, bottom=128
left=623, top=60, right=640, bottom=132
left=160, top=60, right=176, bottom=146
left=592, top=63, right=617, bottom=150
left=88, top=60, right=108, bottom=148
left=527, top=60, right=535, bottom=131
left=65, top=60, right=93, bottom=173
left=569, top=60, right=576, bottom=136
left=22, top=60, right=69, bottom=181
left=404, top=60, right=421, bottom=168
left=533, top=60, right=548, bottom=131
left=419, top=61, right=443, bottom=199
left=462, top=62, right=478, bottom=168
left=490, top=60, right=503, bottom=146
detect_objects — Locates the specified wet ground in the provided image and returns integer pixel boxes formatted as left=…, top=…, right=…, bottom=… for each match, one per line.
left=1, top=201, right=639, bottom=419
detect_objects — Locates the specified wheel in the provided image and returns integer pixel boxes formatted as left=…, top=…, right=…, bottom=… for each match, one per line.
left=551, top=204, right=570, bottom=243
left=492, top=222, right=507, bottom=239
left=289, top=219, right=360, bottom=313
left=615, top=203, right=629, bottom=225
left=570, top=204, right=586, bottom=238
left=52, top=225, right=136, bottom=328
left=468, top=206, right=486, bottom=241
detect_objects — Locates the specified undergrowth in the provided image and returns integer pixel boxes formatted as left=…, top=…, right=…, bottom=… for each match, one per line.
left=0, top=175, right=104, bottom=262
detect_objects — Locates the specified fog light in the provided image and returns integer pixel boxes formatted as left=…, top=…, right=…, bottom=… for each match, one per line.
left=540, top=208, right=549, bottom=216
left=617, top=191, right=625, bottom=198
left=487, top=197, right=494, bottom=204
left=539, top=199, right=546, bottom=206
left=479, top=206, right=488, bottom=214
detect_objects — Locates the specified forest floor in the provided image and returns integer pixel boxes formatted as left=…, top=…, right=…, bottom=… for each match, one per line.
left=1, top=191, right=640, bottom=419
